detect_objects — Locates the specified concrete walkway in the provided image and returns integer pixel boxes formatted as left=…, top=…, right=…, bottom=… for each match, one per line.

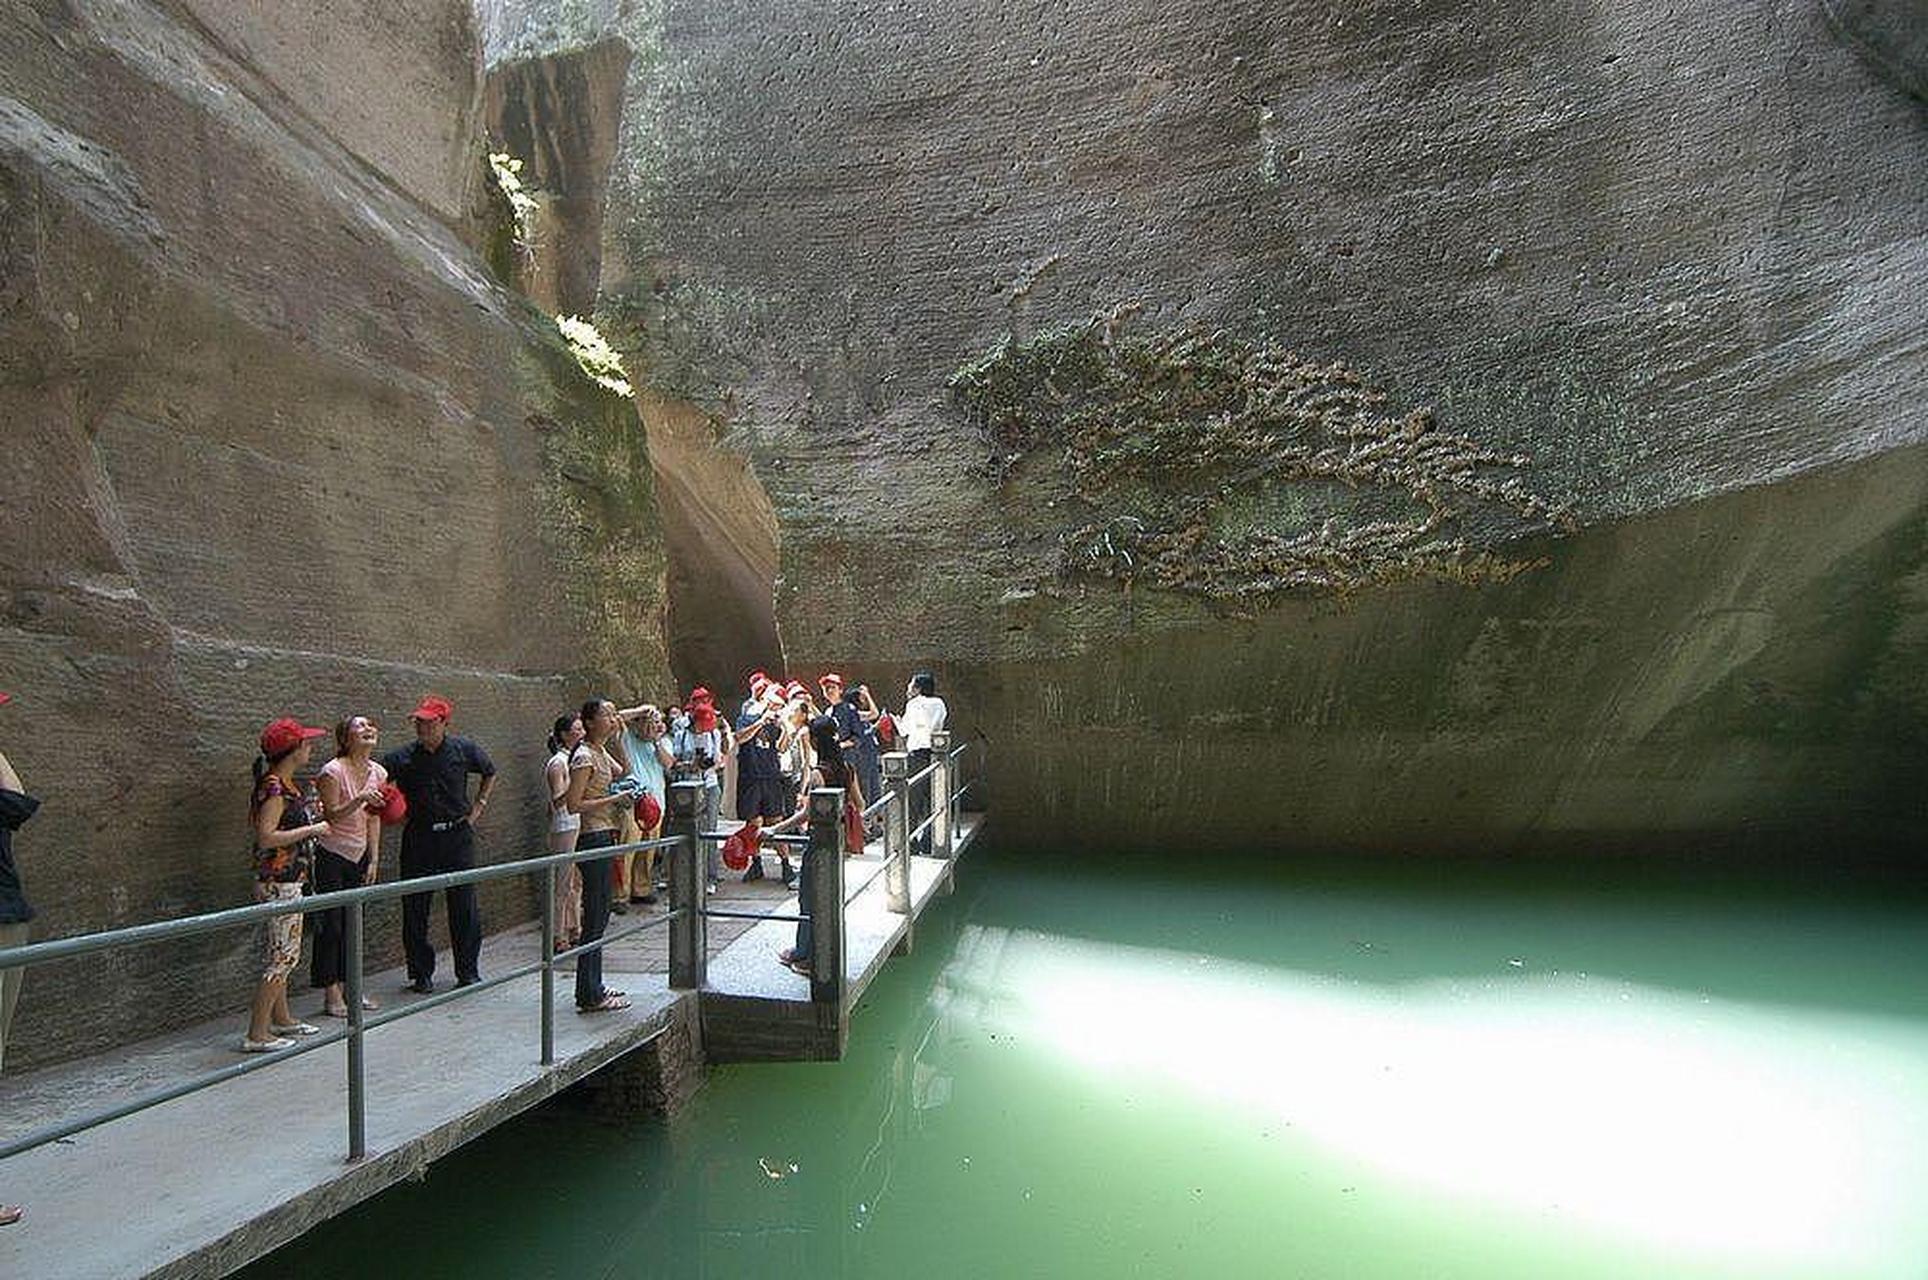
left=0, top=818, right=980, bottom=1279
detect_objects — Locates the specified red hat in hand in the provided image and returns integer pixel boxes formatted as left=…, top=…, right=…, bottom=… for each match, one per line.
left=635, top=792, right=663, bottom=831
left=720, top=818, right=762, bottom=872
left=259, top=717, right=327, bottom=757
left=376, top=782, right=408, bottom=824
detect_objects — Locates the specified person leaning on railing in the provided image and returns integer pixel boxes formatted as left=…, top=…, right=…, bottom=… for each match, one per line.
left=0, top=689, right=39, bottom=1228
left=244, top=717, right=332, bottom=1053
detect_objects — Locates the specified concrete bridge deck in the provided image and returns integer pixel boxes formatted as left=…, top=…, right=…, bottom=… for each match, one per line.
left=0, top=816, right=980, bottom=1280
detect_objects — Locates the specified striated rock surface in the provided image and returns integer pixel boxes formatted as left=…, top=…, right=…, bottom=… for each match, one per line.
left=0, top=0, right=669, bottom=1067
left=481, top=0, right=1927, bottom=856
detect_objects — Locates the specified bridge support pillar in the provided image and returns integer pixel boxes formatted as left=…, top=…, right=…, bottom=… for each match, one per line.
left=667, top=781, right=706, bottom=990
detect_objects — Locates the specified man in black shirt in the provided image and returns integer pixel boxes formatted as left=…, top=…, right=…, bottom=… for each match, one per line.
left=381, top=695, right=496, bottom=992
left=0, top=689, right=37, bottom=1228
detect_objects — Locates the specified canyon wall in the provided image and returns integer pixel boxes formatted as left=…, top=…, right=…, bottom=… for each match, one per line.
left=0, top=0, right=670, bottom=1067
left=480, top=0, right=1926, bottom=856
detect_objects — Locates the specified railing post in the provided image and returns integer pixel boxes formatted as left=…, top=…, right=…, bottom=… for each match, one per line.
left=882, top=752, right=911, bottom=915
left=931, top=729, right=953, bottom=859
left=345, top=899, right=366, bottom=1161
left=667, top=781, right=706, bottom=990
left=539, top=865, right=556, bottom=1066
left=806, top=788, right=846, bottom=1007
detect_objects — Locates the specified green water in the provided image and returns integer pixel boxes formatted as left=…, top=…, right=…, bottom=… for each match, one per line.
left=247, top=855, right=1928, bottom=1279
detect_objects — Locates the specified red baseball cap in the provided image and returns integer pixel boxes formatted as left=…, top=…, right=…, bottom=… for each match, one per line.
left=408, top=695, right=453, bottom=722
left=260, top=717, right=327, bottom=757
left=784, top=681, right=808, bottom=701
left=688, top=685, right=715, bottom=706
left=819, top=672, right=845, bottom=689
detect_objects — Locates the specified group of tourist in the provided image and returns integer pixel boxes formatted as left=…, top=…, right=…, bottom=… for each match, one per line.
left=236, top=669, right=947, bottom=1034
left=544, top=670, right=948, bottom=983
left=241, top=695, right=496, bottom=1051
left=0, top=668, right=952, bottom=1226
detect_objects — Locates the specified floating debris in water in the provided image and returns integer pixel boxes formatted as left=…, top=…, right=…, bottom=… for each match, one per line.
left=1506, top=958, right=1525, bottom=968
left=758, top=1158, right=799, bottom=1180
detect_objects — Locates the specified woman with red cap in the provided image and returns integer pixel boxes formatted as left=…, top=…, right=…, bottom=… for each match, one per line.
left=311, top=716, right=388, bottom=1019
left=245, top=717, right=332, bottom=1052
left=670, top=689, right=729, bottom=887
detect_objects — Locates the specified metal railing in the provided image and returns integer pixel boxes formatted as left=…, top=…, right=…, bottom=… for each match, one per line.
left=0, top=829, right=691, bottom=1164
left=0, top=739, right=985, bottom=1165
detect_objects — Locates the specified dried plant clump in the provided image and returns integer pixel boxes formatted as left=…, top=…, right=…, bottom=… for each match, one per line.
left=949, top=306, right=1575, bottom=600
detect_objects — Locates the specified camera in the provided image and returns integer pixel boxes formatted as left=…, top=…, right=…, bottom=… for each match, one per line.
left=693, top=749, right=715, bottom=771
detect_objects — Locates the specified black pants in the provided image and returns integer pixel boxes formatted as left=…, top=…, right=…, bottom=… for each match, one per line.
left=909, top=748, right=934, bottom=856
left=400, top=823, right=482, bottom=984
left=575, top=828, right=619, bottom=1008
left=310, top=848, right=370, bottom=989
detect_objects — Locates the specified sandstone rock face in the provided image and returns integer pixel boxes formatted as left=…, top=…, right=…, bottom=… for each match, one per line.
left=483, top=0, right=1926, bottom=855
left=1, top=0, right=668, bottom=1067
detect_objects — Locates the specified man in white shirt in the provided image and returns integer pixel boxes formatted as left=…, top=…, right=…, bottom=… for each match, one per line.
left=900, top=672, right=947, bottom=854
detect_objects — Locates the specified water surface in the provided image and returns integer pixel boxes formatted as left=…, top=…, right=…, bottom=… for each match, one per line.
left=248, top=854, right=1928, bottom=1278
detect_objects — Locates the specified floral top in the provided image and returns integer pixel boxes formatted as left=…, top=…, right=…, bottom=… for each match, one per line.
left=252, top=774, right=316, bottom=885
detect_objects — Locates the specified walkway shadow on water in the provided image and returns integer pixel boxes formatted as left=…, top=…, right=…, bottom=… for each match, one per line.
left=963, top=844, right=1928, bottom=1025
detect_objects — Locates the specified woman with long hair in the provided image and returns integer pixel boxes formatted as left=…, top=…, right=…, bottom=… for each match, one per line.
left=808, top=714, right=865, bottom=853
left=565, top=698, right=631, bottom=1013
left=545, top=713, right=585, bottom=952
left=245, top=717, right=332, bottom=1051
left=776, top=713, right=860, bottom=976
left=312, top=715, right=387, bottom=1018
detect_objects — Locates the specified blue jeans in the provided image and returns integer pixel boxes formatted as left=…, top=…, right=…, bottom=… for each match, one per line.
left=574, top=829, right=618, bottom=1008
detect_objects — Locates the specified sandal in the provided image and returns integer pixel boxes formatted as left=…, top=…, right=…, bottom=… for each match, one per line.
left=320, top=996, right=380, bottom=1018
left=777, top=948, right=813, bottom=976
left=577, top=994, right=630, bottom=1013
left=241, top=1036, right=294, bottom=1053
left=272, top=1021, right=321, bottom=1037
left=0, top=1205, right=21, bottom=1228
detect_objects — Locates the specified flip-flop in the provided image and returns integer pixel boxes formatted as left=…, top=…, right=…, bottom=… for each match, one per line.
left=272, top=1022, right=321, bottom=1037
left=241, top=1036, right=294, bottom=1053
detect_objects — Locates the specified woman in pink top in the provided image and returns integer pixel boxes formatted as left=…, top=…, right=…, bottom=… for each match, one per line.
left=312, top=715, right=388, bottom=1018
